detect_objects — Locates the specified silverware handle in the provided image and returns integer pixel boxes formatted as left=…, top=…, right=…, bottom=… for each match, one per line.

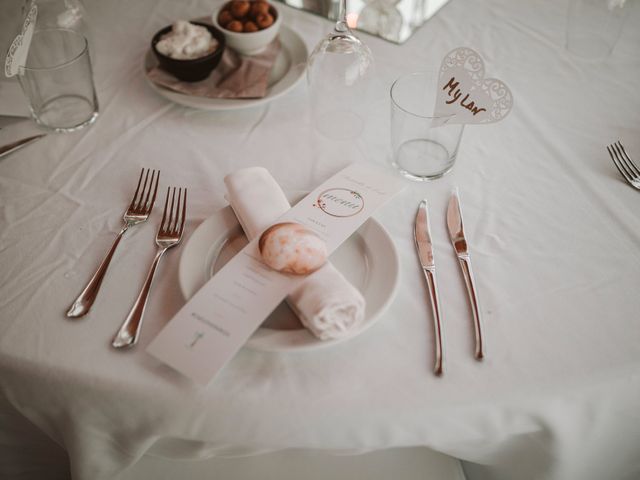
left=112, top=248, right=166, bottom=348
left=66, top=226, right=128, bottom=318
left=422, top=267, right=444, bottom=376
left=0, top=134, right=45, bottom=159
left=457, top=255, right=484, bottom=360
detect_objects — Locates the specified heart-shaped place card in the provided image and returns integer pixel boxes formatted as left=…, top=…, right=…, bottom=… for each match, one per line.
left=4, top=5, right=37, bottom=78
left=434, top=47, right=513, bottom=125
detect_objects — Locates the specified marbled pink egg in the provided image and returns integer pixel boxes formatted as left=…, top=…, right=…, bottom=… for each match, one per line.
left=258, top=222, right=327, bottom=275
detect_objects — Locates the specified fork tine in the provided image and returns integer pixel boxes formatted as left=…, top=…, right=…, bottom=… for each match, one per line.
left=172, top=188, right=182, bottom=234
left=609, top=143, right=633, bottom=181
left=139, top=170, right=151, bottom=211
left=142, top=169, right=159, bottom=213
left=149, top=170, right=160, bottom=212
left=615, top=141, right=640, bottom=177
left=160, top=187, right=170, bottom=232
left=167, top=187, right=177, bottom=233
left=608, top=145, right=633, bottom=183
left=612, top=143, right=634, bottom=178
left=136, top=169, right=151, bottom=211
left=128, top=168, right=145, bottom=211
left=179, top=189, right=187, bottom=237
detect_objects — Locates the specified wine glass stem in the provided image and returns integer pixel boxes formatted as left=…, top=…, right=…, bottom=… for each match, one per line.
left=335, top=0, right=349, bottom=32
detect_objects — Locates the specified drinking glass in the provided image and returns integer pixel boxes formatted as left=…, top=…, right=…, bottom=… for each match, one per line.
left=565, top=0, right=628, bottom=60
left=18, top=28, right=98, bottom=132
left=306, top=0, right=374, bottom=140
left=390, top=71, right=464, bottom=181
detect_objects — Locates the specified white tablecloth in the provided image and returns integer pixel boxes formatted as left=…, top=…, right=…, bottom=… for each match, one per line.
left=1, top=0, right=640, bottom=479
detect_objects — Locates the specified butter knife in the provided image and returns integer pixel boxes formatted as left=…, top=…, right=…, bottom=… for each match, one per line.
left=446, top=190, right=484, bottom=360
left=414, top=199, right=444, bottom=376
left=0, top=134, right=46, bottom=159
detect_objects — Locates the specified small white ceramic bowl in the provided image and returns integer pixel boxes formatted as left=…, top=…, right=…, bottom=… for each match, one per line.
left=212, top=2, right=281, bottom=56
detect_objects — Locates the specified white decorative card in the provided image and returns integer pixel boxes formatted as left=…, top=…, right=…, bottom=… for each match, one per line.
left=434, top=47, right=513, bottom=125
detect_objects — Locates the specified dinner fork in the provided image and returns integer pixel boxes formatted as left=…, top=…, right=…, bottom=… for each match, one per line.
left=112, top=187, right=187, bottom=349
left=607, top=141, right=640, bottom=190
left=67, top=168, right=160, bottom=318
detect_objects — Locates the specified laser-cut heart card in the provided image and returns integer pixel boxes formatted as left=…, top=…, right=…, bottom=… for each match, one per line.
left=434, top=47, right=513, bottom=125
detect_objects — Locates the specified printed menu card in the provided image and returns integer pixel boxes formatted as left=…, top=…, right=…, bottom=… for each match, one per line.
left=147, top=164, right=406, bottom=384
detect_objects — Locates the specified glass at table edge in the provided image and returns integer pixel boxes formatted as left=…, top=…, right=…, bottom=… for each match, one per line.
left=18, top=28, right=99, bottom=133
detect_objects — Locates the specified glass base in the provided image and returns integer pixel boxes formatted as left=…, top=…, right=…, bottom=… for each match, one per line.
left=392, top=138, right=455, bottom=181
left=32, top=95, right=99, bottom=133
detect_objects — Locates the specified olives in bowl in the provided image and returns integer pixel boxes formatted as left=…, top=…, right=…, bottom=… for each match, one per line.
left=212, top=1, right=281, bottom=56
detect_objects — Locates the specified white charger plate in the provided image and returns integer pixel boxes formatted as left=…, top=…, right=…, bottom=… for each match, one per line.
left=143, top=25, right=307, bottom=111
left=178, top=199, right=400, bottom=352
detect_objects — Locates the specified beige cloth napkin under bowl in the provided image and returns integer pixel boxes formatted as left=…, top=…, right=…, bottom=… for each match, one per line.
left=147, top=37, right=281, bottom=99
left=224, top=167, right=366, bottom=341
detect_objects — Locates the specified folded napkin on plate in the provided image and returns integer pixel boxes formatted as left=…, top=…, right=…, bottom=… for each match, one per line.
left=224, top=167, right=366, bottom=340
left=147, top=35, right=280, bottom=99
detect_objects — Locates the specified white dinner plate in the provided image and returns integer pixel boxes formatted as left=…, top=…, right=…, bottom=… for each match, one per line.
left=143, top=25, right=307, bottom=111
left=178, top=198, right=400, bottom=352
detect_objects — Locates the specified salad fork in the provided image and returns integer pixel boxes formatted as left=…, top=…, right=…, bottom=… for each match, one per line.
left=607, top=141, right=640, bottom=191
left=112, top=187, right=187, bottom=349
left=67, top=168, right=160, bottom=318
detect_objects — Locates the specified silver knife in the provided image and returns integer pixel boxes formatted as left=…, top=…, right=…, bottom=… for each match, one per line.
left=414, top=199, right=444, bottom=376
left=0, top=134, right=46, bottom=160
left=446, top=190, right=484, bottom=360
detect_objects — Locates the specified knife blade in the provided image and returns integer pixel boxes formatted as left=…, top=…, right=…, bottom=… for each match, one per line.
left=0, top=134, right=46, bottom=160
left=446, top=190, right=484, bottom=360
left=414, top=199, right=444, bottom=376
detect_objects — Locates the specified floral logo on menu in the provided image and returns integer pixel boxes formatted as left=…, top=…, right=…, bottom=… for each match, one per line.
left=313, top=188, right=364, bottom=218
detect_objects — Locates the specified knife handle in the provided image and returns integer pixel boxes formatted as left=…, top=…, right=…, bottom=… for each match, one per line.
left=421, top=267, right=444, bottom=376
left=457, top=255, right=484, bottom=360
left=0, top=134, right=46, bottom=159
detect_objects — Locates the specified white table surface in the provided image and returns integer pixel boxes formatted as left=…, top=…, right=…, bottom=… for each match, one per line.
left=1, top=1, right=640, bottom=479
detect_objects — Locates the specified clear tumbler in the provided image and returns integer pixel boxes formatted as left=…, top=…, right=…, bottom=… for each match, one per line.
left=18, top=28, right=98, bottom=132
left=390, top=71, right=464, bottom=181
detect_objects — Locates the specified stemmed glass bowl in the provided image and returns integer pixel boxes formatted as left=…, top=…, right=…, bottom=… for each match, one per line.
left=306, top=0, right=374, bottom=140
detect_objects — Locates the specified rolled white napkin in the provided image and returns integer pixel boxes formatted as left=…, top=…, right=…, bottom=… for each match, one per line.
left=224, top=167, right=366, bottom=340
